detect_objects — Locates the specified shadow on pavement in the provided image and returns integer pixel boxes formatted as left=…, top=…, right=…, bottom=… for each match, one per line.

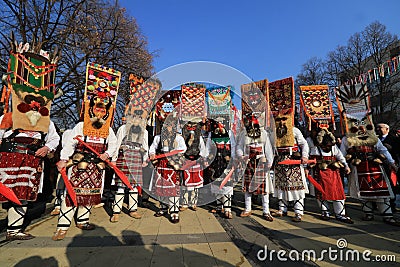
left=57, top=225, right=237, bottom=266
left=14, top=256, right=58, bottom=267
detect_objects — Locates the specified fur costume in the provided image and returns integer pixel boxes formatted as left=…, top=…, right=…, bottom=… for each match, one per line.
left=237, top=114, right=274, bottom=195
left=53, top=63, right=119, bottom=238
left=149, top=111, right=186, bottom=222
left=206, top=119, right=233, bottom=184
left=299, top=85, right=346, bottom=195
left=299, top=84, right=352, bottom=222
left=337, top=83, right=393, bottom=198
left=178, top=84, right=208, bottom=210
left=205, top=118, right=236, bottom=217
left=180, top=120, right=207, bottom=192
left=64, top=63, right=120, bottom=207
left=337, top=83, right=398, bottom=224
left=110, top=75, right=160, bottom=221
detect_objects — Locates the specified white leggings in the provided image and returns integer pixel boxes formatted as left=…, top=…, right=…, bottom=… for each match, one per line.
left=244, top=192, right=270, bottom=214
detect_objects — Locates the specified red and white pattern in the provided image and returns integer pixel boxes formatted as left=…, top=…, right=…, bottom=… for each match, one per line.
left=183, top=164, right=204, bottom=188
left=243, top=146, right=270, bottom=195
left=127, top=74, right=160, bottom=113
left=115, top=148, right=143, bottom=186
left=268, top=77, right=295, bottom=118
left=0, top=152, right=42, bottom=202
left=354, top=147, right=391, bottom=199
left=153, top=167, right=180, bottom=197
left=66, top=162, right=102, bottom=207
left=181, top=85, right=206, bottom=120
left=65, top=141, right=106, bottom=206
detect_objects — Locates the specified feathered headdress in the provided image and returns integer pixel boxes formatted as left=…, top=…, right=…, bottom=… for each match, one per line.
left=335, top=83, right=371, bottom=133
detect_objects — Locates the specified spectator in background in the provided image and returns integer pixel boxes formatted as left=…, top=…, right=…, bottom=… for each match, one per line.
left=376, top=123, right=400, bottom=212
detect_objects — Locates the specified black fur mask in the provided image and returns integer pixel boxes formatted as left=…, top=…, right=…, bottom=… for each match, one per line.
left=182, top=121, right=202, bottom=159
left=244, top=115, right=261, bottom=138
left=209, top=120, right=229, bottom=139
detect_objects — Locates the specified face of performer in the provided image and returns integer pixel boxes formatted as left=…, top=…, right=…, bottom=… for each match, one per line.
left=17, top=94, right=49, bottom=126
left=275, top=117, right=288, bottom=138
left=309, top=128, right=318, bottom=140
left=347, top=116, right=375, bottom=140
left=129, top=117, right=143, bottom=134
left=244, top=115, right=261, bottom=138
left=94, top=106, right=106, bottom=119
left=91, top=103, right=107, bottom=129
left=185, top=122, right=197, bottom=134
left=248, top=89, right=261, bottom=106
left=165, top=124, right=173, bottom=133
left=215, top=122, right=226, bottom=135
left=210, top=120, right=227, bottom=136
left=320, top=139, right=334, bottom=153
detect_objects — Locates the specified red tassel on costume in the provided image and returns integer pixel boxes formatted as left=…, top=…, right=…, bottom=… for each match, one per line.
left=390, top=171, right=398, bottom=187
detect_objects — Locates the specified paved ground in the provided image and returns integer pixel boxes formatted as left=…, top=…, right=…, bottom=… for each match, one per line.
left=0, top=187, right=399, bottom=267
left=222, top=192, right=400, bottom=267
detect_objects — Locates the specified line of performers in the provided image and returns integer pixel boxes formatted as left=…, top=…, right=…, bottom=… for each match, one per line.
left=1, top=105, right=400, bottom=241
left=0, top=37, right=398, bottom=242
left=1, top=94, right=399, bottom=242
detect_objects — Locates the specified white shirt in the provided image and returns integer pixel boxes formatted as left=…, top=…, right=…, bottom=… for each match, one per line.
left=198, top=136, right=209, bottom=158
left=309, top=143, right=349, bottom=168
left=149, top=134, right=187, bottom=155
left=61, top=129, right=73, bottom=148
left=293, top=127, right=309, bottom=159
left=306, top=136, right=318, bottom=155
left=236, top=128, right=274, bottom=166
left=112, top=124, right=149, bottom=162
left=60, top=122, right=117, bottom=161
left=0, top=115, right=60, bottom=152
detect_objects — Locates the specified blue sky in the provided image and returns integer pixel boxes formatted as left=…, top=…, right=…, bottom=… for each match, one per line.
left=120, top=0, right=399, bottom=89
